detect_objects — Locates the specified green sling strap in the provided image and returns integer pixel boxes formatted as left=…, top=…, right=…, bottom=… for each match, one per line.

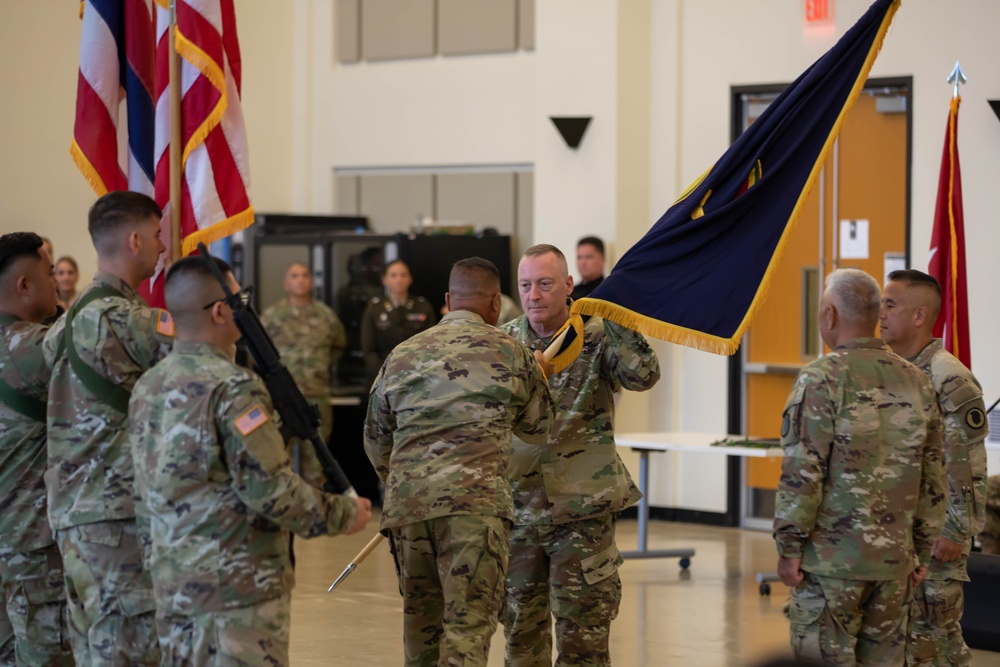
left=0, top=314, right=47, bottom=422
left=54, top=285, right=132, bottom=415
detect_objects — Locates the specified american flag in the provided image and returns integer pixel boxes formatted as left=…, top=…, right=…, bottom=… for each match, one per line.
left=72, top=0, right=253, bottom=303
left=234, top=405, right=268, bottom=436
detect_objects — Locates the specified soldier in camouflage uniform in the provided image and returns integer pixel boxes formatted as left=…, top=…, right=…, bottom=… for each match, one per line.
left=43, top=192, right=173, bottom=666
left=261, top=262, right=347, bottom=441
left=365, top=257, right=553, bottom=667
left=982, top=476, right=1000, bottom=554
left=774, top=268, right=946, bottom=666
left=501, top=244, right=660, bottom=667
left=879, top=269, right=988, bottom=666
left=360, top=260, right=436, bottom=381
left=0, top=233, right=73, bottom=666
left=129, top=256, right=371, bottom=667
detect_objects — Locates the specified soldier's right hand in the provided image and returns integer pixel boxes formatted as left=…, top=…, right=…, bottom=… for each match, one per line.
left=346, top=496, right=373, bottom=535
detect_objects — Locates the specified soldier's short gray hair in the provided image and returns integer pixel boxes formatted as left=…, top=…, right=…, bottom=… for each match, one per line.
left=824, top=268, right=880, bottom=325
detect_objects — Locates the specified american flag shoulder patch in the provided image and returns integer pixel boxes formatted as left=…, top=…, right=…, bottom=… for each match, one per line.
left=234, top=404, right=269, bottom=436
left=155, top=310, right=175, bottom=337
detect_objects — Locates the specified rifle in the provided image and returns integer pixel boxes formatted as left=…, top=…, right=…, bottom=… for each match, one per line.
left=197, top=243, right=357, bottom=497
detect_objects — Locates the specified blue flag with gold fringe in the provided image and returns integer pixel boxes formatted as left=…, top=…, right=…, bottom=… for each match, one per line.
left=547, top=0, right=900, bottom=372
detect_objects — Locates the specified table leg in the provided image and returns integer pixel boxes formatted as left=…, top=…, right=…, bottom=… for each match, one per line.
left=621, top=448, right=696, bottom=565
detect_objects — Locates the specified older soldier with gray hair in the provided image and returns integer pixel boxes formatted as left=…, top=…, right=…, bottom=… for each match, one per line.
left=774, top=268, right=946, bottom=666
left=129, top=256, right=371, bottom=667
left=503, top=243, right=660, bottom=667
left=0, top=233, right=72, bottom=666
left=880, top=269, right=987, bottom=666
left=365, top=257, right=554, bottom=667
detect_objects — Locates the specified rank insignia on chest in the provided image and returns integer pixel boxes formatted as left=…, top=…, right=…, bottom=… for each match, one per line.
left=235, top=404, right=269, bottom=435
left=155, top=310, right=175, bottom=337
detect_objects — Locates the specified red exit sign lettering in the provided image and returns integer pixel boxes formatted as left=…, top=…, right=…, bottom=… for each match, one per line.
left=805, top=0, right=832, bottom=23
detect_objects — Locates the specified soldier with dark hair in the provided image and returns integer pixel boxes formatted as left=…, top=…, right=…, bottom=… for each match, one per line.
left=0, top=232, right=72, bottom=666
left=775, top=268, right=945, bottom=666
left=44, top=190, right=172, bottom=665
left=360, top=259, right=436, bottom=381
left=365, top=257, right=553, bottom=667
left=130, top=256, right=371, bottom=666
left=881, top=268, right=988, bottom=666
left=570, top=236, right=606, bottom=300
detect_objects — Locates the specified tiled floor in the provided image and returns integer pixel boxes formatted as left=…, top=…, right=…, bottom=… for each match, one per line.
left=289, top=517, right=1000, bottom=666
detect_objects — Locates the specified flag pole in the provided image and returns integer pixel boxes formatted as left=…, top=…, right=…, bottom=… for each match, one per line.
left=328, top=533, right=385, bottom=593
left=168, top=0, right=183, bottom=261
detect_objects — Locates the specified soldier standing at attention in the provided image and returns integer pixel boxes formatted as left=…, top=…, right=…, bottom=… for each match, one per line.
left=879, top=269, right=988, bottom=666
left=261, top=262, right=347, bottom=441
left=569, top=236, right=606, bottom=301
left=0, top=233, right=73, bottom=666
left=364, top=258, right=553, bottom=667
left=360, top=259, right=435, bottom=381
left=982, top=476, right=1000, bottom=554
left=128, top=256, right=371, bottom=666
left=44, top=191, right=173, bottom=666
left=501, top=244, right=660, bottom=667
left=774, top=268, right=946, bottom=666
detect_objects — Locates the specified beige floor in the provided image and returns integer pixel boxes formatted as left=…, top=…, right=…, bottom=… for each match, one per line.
left=289, top=518, right=1000, bottom=666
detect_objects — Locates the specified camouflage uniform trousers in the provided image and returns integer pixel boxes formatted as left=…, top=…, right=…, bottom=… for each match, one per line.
left=0, top=544, right=73, bottom=666
left=57, top=519, right=159, bottom=666
left=502, top=513, right=623, bottom=667
left=388, top=515, right=510, bottom=667
left=787, top=571, right=910, bottom=666
left=906, top=574, right=971, bottom=666
left=157, top=594, right=290, bottom=667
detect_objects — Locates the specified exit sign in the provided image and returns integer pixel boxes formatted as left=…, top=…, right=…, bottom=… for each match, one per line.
left=805, top=0, right=833, bottom=23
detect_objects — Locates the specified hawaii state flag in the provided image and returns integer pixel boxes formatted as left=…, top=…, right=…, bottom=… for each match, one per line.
left=547, top=0, right=900, bottom=372
left=927, top=96, right=971, bottom=368
left=72, top=0, right=253, bottom=306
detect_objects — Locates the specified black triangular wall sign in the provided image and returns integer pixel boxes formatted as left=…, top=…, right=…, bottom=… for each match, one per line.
left=989, top=100, right=1000, bottom=124
left=550, top=116, right=592, bottom=149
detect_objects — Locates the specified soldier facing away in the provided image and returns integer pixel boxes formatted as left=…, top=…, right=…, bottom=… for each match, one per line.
left=774, top=268, right=946, bottom=666
left=44, top=191, right=174, bottom=666
left=129, top=256, right=371, bottom=667
left=0, top=233, right=73, bottom=666
left=880, top=269, right=988, bottom=666
left=261, top=262, right=347, bottom=442
left=501, top=244, right=660, bottom=667
left=364, top=257, right=554, bottom=667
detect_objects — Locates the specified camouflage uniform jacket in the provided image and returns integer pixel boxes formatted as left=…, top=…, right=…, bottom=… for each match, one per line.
left=43, top=272, right=173, bottom=530
left=910, top=338, right=988, bottom=582
left=500, top=314, right=659, bottom=526
left=365, top=310, right=553, bottom=530
left=129, top=341, right=359, bottom=615
left=774, top=337, right=946, bottom=580
left=261, top=298, right=347, bottom=397
left=0, top=317, right=53, bottom=555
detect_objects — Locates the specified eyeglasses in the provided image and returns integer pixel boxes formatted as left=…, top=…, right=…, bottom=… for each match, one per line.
left=203, top=286, right=254, bottom=310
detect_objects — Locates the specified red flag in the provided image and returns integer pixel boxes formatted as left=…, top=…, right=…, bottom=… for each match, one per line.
left=927, top=96, right=971, bottom=368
